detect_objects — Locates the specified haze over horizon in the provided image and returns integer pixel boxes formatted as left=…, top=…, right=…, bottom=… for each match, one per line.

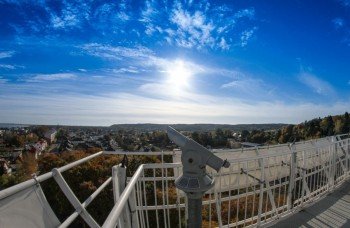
left=0, top=0, right=349, bottom=125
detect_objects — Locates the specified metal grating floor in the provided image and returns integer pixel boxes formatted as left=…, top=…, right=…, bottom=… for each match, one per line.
left=272, top=180, right=350, bottom=228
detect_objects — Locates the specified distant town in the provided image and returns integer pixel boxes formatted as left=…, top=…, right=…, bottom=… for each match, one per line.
left=1, top=112, right=349, bottom=189
left=0, top=123, right=286, bottom=178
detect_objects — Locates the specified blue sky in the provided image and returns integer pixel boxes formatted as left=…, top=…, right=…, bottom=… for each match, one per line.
left=0, top=0, right=349, bottom=126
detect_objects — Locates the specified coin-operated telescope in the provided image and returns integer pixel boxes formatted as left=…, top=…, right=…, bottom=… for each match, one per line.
left=167, top=126, right=230, bottom=228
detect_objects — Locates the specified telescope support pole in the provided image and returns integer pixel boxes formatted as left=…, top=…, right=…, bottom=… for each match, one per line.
left=187, top=196, right=203, bottom=228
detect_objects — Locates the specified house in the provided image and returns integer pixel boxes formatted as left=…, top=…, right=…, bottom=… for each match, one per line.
left=44, top=129, right=57, bottom=143
left=25, top=140, right=47, bottom=159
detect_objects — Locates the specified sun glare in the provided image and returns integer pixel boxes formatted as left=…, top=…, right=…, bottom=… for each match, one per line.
left=165, top=60, right=192, bottom=95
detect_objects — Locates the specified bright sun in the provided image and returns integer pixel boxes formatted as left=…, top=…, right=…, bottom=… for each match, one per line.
left=166, top=60, right=192, bottom=94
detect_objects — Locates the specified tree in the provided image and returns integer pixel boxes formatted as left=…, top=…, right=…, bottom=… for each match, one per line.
left=241, top=130, right=249, bottom=142
left=32, top=126, right=50, bottom=138
left=320, top=116, right=334, bottom=136
left=344, top=112, right=350, bottom=133
left=334, top=119, right=345, bottom=134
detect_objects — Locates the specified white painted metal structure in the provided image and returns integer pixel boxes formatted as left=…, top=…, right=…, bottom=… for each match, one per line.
left=0, top=134, right=349, bottom=227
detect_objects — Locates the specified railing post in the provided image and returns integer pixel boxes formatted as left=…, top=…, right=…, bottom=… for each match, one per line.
left=348, top=138, right=350, bottom=175
left=287, top=144, right=297, bottom=211
left=129, top=188, right=139, bottom=228
left=300, top=150, right=306, bottom=208
left=329, top=137, right=336, bottom=191
left=257, top=157, right=265, bottom=227
left=112, top=164, right=131, bottom=228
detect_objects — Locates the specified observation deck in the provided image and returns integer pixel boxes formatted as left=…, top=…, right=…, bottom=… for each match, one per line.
left=0, top=134, right=349, bottom=227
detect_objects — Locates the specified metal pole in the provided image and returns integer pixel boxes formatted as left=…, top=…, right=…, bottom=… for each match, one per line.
left=287, top=144, right=297, bottom=210
left=187, top=197, right=203, bottom=228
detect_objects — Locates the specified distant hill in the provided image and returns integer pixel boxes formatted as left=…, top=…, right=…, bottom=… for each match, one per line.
left=109, top=123, right=287, bottom=132
left=0, top=123, right=30, bottom=128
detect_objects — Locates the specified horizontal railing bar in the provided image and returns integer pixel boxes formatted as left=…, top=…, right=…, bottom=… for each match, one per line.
left=143, top=162, right=181, bottom=169
left=0, top=151, right=104, bottom=200
left=103, top=150, right=174, bottom=156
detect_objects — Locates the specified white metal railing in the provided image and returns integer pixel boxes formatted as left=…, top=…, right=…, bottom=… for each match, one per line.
left=0, top=150, right=174, bottom=228
left=104, top=134, right=350, bottom=228
left=0, top=134, right=349, bottom=228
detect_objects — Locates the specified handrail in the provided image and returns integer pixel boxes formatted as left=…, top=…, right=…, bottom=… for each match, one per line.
left=0, top=151, right=104, bottom=200
left=102, top=164, right=145, bottom=228
left=0, top=150, right=174, bottom=200
left=103, top=150, right=174, bottom=155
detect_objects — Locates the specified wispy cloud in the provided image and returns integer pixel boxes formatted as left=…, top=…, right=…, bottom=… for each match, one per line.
left=332, top=18, right=345, bottom=29
left=136, top=1, right=257, bottom=50
left=221, top=78, right=262, bottom=89
left=1, top=90, right=349, bottom=125
left=140, top=0, right=158, bottom=23
left=234, top=8, right=255, bottom=19
left=0, top=76, right=8, bottom=84
left=0, top=64, right=16, bottom=69
left=240, top=27, right=257, bottom=47
left=51, top=13, right=80, bottom=29
left=298, top=72, right=335, bottom=95
left=0, top=51, right=15, bottom=59
left=338, top=0, right=350, bottom=7
left=219, top=38, right=230, bottom=50
left=80, top=43, right=154, bottom=61
left=113, top=67, right=140, bottom=74
left=220, top=75, right=277, bottom=101
left=27, top=73, right=77, bottom=82
left=169, top=6, right=215, bottom=49
left=1, top=0, right=258, bottom=51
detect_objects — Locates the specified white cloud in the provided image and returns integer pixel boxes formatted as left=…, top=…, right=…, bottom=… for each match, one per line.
left=234, top=8, right=255, bottom=19
left=0, top=51, right=15, bottom=59
left=80, top=43, right=244, bottom=80
left=81, top=43, right=154, bottom=61
left=0, top=64, right=16, bottom=69
left=220, top=76, right=277, bottom=100
left=1, top=90, right=349, bottom=125
left=221, top=78, right=262, bottom=89
left=49, top=1, right=92, bottom=30
left=170, top=7, right=215, bottom=49
left=332, top=18, right=345, bottom=29
left=240, top=27, right=257, bottom=47
left=113, top=67, right=140, bottom=74
left=27, top=73, right=77, bottom=82
left=116, top=0, right=130, bottom=21
left=137, top=1, right=257, bottom=50
left=0, top=76, right=8, bottom=84
left=51, top=9, right=81, bottom=29
left=219, top=37, right=230, bottom=50
left=140, top=0, right=157, bottom=23
left=298, top=73, right=335, bottom=95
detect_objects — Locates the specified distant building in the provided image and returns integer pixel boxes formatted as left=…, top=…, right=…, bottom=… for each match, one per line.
left=44, top=129, right=57, bottom=143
